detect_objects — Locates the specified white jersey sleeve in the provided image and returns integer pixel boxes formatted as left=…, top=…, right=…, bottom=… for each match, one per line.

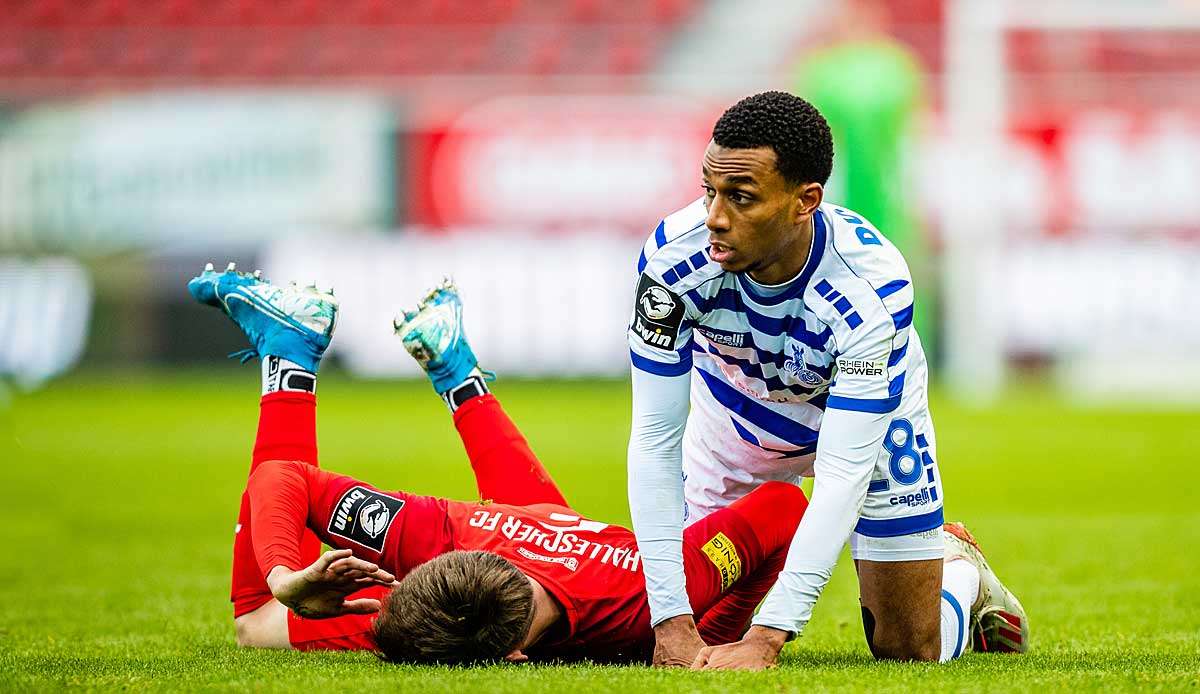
left=627, top=364, right=693, bottom=624
left=625, top=199, right=711, bottom=625
left=752, top=407, right=889, bottom=635
left=627, top=203, right=710, bottom=376
left=753, top=209, right=915, bottom=635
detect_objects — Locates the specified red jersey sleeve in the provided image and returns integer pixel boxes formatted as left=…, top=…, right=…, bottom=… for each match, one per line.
left=246, top=460, right=454, bottom=579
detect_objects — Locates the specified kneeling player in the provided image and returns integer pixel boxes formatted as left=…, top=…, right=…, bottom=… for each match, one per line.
left=192, top=265, right=809, bottom=662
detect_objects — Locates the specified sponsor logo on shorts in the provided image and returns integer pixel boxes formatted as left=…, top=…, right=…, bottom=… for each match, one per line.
left=701, top=532, right=742, bottom=592
left=889, top=487, right=935, bottom=508
left=327, top=486, right=404, bottom=552
left=632, top=274, right=685, bottom=350
left=836, top=356, right=886, bottom=378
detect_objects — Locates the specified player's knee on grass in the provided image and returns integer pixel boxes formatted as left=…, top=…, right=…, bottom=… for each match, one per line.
left=858, top=558, right=942, bottom=662
left=374, top=551, right=534, bottom=665
left=860, top=606, right=940, bottom=662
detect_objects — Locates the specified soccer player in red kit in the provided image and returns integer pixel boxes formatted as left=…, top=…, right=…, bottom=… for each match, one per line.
left=189, top=266, right=810, bottom=663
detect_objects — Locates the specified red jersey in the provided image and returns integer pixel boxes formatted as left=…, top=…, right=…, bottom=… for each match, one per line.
left=248, top=461, right=654, bottom=660
left=447, top=501, right=652, bottom=660
left=249, top=459, right=805, bottom=660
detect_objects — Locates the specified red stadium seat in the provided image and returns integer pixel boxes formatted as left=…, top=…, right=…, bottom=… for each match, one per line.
left=159, top=0, right=201, bottom=26
left=47, top=29, right=95, bottom=77
left=22, top=0, right=70, bottom=27
left=0, top=37, right=30, bottom=77
left=608, top=33, right=652, bottom=75
left=183, top=31, right=226, bottom=76
left=526, top=32, right=565, bottom=75
left=0, top=0, right=703, bottom=83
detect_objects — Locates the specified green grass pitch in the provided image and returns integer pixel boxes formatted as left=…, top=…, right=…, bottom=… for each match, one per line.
left=1, top=370, right=1197, bottom=691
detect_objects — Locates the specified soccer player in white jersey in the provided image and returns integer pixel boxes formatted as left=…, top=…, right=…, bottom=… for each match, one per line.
left=627, top=91, right=1028, bottom=670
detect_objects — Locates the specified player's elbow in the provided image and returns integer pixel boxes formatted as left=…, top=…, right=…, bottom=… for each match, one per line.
left=234, top=601, right=291, bottom=649
left=234, top=614, right=266, bottom=648
left=234, top=616, right=258, bottom=648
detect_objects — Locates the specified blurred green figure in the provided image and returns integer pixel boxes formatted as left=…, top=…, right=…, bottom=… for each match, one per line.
left=795, top=0, right=935, bottom=358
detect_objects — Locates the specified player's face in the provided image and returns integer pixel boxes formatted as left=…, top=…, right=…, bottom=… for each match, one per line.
left=701, top=142, right=819, bottom=280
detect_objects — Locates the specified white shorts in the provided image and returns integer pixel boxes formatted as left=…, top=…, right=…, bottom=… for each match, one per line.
left=681, top=374, right=945, bottom=562
left=850, top=527, right=944, bottom=562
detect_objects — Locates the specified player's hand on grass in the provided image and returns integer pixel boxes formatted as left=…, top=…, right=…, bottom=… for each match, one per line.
left=691, top=625, right=787, bottom=671
left=652, top=615, right=708, bottom=667
left=266, top=549, right=398, bottom=620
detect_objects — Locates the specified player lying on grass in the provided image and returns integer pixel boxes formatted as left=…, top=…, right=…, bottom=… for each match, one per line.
left=190, top=264, right=810, bottom=663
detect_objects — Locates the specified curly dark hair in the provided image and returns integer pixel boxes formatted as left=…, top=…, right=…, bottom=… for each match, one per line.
left=711, top=91, right=834, bottom=187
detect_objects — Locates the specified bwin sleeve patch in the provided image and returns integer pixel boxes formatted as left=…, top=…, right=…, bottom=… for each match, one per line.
left=631, top=274, right=686, bottom=351
left=327, top=486, right=405, bottom=552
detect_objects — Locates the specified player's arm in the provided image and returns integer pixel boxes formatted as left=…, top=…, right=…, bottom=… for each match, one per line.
left=696, top=310, right=904, bottom=669
left=234, top=599, right=291, bottom=649
left=739, top=406, right=889, bottom=646
left=246, top=460, right=398, bottom=618
left=626, top=271, right=703, bottom=664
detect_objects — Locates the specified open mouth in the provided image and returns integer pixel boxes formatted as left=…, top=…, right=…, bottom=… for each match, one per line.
left=709, top=242, right=734, bottom=263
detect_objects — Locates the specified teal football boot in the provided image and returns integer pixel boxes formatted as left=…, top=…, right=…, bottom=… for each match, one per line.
left=187, top=262, right=337, bottom=372
left=393, top=279, right=490, bottom=393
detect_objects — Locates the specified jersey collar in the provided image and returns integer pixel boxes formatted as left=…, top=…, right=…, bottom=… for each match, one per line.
left=736, top=208, right=827, bottom=306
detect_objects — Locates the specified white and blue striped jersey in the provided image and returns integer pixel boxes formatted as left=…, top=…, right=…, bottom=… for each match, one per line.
left=630, top=197, right=917, bottom=438
left=626, top=197, right=936, bottom=635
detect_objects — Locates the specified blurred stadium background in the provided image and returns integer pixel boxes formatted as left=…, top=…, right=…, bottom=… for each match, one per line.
left=4, top=0, right=1200, bottom=399
left=2, top=1, right=1200, bottom=688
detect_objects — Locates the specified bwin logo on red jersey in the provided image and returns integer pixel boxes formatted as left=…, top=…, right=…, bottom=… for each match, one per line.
left=328, top=486, right=405, bottom=552
left=359, top=499, right=392, bottom=538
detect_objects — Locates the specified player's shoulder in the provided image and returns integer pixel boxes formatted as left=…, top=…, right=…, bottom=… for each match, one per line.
left=810, top=203, right=915, bottom=343
left=817, top=202, right=912, bottom=298
left=637, top=197, right=723, bottom=293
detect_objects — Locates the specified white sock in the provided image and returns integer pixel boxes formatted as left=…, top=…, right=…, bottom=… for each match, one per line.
left=262, top=356, right=316, bottom=395
left=939, top=559, right=980, bottom=661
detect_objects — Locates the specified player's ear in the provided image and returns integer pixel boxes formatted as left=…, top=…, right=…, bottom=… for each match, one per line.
left=504, top=649, right=529, bottom=663
left=794, top=182, right=823, bottom=222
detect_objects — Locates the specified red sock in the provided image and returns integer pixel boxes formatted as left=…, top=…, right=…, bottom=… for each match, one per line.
left=232, top=392, right=322, bottom=617
left=452, top=394, right=568, bottom=507
left=252, top=392, right=319, bottom=467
